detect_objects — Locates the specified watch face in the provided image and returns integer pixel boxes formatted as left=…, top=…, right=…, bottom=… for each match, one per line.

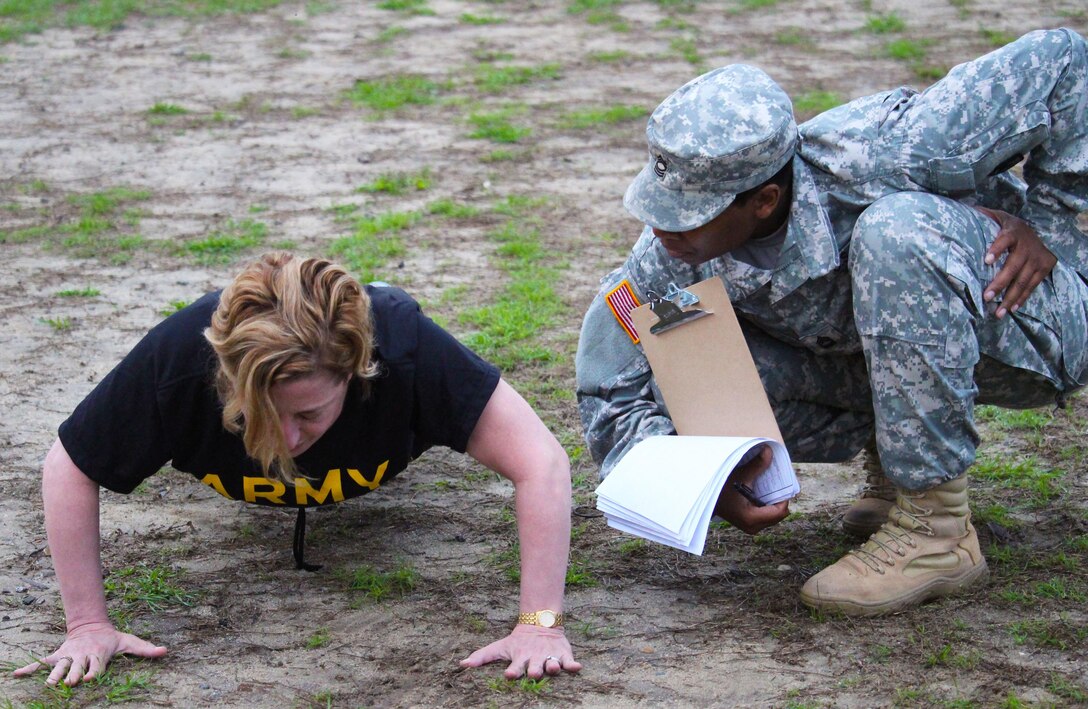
left=538, top=610, right=557, bottom=628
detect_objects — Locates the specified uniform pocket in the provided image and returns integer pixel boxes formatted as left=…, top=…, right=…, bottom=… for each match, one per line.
left=924, top=103, right=1051, bottom=197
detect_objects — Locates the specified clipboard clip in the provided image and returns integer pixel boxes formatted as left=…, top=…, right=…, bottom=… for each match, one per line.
left=648, top=282, right=710, bottom=335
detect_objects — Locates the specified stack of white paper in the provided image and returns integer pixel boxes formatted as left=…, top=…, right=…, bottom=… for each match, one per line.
left=594, top=435, right=799, bottom=555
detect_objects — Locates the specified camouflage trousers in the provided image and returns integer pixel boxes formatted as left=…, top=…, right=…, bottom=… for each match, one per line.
left=750, top=193, right=1088, bottom=490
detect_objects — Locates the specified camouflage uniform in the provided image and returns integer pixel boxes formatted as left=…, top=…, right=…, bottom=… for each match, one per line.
left=577, top=28, right=1088, bottom=489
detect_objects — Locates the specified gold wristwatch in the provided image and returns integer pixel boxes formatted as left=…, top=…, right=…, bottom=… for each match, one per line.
left=517, top=609, right=564, bottom=628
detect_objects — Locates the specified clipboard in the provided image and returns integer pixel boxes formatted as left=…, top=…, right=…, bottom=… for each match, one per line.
left=630, top=277, right=783, bottom=443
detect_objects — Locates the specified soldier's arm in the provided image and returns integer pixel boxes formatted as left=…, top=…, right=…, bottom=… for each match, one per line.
left=575, top=289, right=677, bottom=478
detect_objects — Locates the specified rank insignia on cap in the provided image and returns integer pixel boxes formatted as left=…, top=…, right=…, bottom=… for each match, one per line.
left=653, top=156, right=668, bottom=178
left=605, top=279, right=642, bottom=344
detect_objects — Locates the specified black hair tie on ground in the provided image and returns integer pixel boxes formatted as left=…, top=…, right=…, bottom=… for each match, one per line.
left=293, top=508, right=322, bottom=572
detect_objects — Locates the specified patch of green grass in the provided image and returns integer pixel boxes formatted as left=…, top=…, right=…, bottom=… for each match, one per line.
left=1008, top=617, right=1087, bottom=651
left=774, top=27, right=812, bottom=46
left=864, top=12, right=905, bottom=33
left=885, top=38, right=930, bottom=61
left=487, top=676, right=551, bottom=694
left=305, top=0, right=335, bottom=15
left=183, top=218, right=267, bottom=265
left=912, top=64, right=947, bottom=81
left=793, top=90, right=842, bottom=115
left=329, top=210, right=417, bottom=282
left=972, top=503, right=1017, bottom=529
left=566, top=0, right=627, bottom=27
left=618, top=537, right=647, bottom=555
left=474, top=63, right=561, bottom=93
left=559, top=104, right=645, bottom=129
left=376, top=0, right=434, bottom=14
left=356, top=168, right=432, bottom=195
left=588, top=50, right=630, bottom=62
left=979, top=28, right=1016, bottom=47
left=104, top=563, right=198, bottom=613
left=468, top=109, right=531, bottom=143
left=482, top=149, right=518, bottom=162
left=3, top=186, right=151, bottom=262
left=376, top=25, right=408, bottom=42
left=189, top=52, right=213, bottom=61
left=12, top=664, right=158, bottom=707
left=493, top=194, right=548, bottom=218
left=41, top=315, right=73, bottom=331
left=327, top=202, right=360, bottom=220
left=103, top=669, right=154, bottom=703
left=306, top=627, right=330, bottom=649
left=1047, top=674, right=1088, bottom=704
left=565, top=558, right=597, bottom=587
left=1033, top=577, right=1087, bottom=602
left=291, top=105, right=320, bottom=119
left=735, top=0, right=778, bottom=9
left=567, top=0, right=621, bottom=12
left=975, top=405, right=1054, bottom=432
left=669, top=36, right=700, bottom=65
left=656, top=17, right=692, bottom=30
left=460, top=12, right=503, bottom=24
left=970, top=455, right=1063, bottom=505
left=345, top=75, right=440, bottom=112
left=147, top=102, right=189, bottom=116
left=56, top=286, right=100, bottom=298
left=427, top=199, right=479, bottom=218
left=159, top=299, right=191, bottom=317
left=0, top=0, right=286, bottom=43
left=458, top=219, right=564, bottom=368
left=342, top=563, right=419, bottom=601
left=277, top=47, right=310, bottom=60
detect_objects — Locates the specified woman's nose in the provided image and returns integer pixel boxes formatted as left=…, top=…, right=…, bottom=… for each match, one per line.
left=281, top=417, right=301, bottom=449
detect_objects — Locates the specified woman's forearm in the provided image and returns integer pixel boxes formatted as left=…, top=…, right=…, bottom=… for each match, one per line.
left=514, top=447, right=571, bottom=614
left=466, top=379, right=573, bottom=615
left=42, top=439, right=111, bottom=633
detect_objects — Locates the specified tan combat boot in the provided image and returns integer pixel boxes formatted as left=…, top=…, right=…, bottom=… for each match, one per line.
left=842, top=437, right=896, bottom=538
left=800, top=475, right=988, bottom=616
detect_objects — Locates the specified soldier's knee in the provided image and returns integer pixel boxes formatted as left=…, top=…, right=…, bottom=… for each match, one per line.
left=850, top=192, right=958, bottom=272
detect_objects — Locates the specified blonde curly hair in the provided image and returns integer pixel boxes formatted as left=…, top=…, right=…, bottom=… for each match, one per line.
left=205, top=252, right=378, bottom=483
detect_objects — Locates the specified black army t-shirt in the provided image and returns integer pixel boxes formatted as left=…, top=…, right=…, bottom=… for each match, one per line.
left=58, top=286, right=501, bottom=508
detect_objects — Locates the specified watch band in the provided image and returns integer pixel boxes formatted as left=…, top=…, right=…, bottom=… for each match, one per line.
left=517, top=609, right=564, bottom=628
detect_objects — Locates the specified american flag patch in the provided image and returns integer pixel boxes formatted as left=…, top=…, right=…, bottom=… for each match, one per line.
left=605, top=280, right=642, bottom=344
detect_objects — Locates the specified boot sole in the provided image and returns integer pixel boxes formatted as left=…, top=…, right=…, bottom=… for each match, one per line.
left=799, top=559, right=990, bottom=617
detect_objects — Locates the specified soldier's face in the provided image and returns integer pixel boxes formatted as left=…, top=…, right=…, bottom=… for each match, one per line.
left=652, top=199, right=763, bottom=265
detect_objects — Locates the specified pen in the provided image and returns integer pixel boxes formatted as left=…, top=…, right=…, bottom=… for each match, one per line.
left=732, top=481, right=767, bottom=507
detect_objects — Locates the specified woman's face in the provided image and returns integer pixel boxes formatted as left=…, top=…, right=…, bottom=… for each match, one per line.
left=269, top=370, right=350, bottom=457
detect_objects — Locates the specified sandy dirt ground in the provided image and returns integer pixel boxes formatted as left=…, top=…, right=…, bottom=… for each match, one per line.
left=2, top=0, right=1087, bottom=706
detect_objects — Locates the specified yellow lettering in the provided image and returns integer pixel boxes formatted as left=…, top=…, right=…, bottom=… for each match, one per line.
left=200, top=473, right=234, bottom=500
left=243, top=477, right=286, bottom=504
left=347, top=460, right=388, bottom=491
left=294, top=469, right=345, bottom=506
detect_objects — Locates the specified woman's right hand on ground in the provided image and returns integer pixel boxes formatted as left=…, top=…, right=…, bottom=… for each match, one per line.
left=12, top=621, right=167, bottom=687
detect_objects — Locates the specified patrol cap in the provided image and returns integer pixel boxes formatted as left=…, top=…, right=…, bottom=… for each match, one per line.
left=624, top=64, right=798, bottom=232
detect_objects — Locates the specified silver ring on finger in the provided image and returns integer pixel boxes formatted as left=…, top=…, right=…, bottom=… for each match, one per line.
left=544, top=655, right=560, bottom=665
left=55, top=656, right=73, bottom=665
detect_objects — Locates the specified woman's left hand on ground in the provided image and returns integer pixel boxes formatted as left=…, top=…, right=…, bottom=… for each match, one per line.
left=460, top=625, right=581, bottom=679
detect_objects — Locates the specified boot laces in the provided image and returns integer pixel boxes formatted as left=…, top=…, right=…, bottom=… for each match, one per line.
left=860, top=459, right=895, bottom=500
left=848, top=492, right=934, bottom=573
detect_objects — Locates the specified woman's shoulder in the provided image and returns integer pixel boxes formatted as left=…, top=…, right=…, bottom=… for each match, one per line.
left=365, top=284, right=425, bottom=360
left=135, top=291, right=220, bottom=387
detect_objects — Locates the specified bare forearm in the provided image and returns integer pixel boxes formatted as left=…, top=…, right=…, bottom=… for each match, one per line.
left=42, top=439, right=110, bottom=633
left=514, top=455, right=571, bottom=612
